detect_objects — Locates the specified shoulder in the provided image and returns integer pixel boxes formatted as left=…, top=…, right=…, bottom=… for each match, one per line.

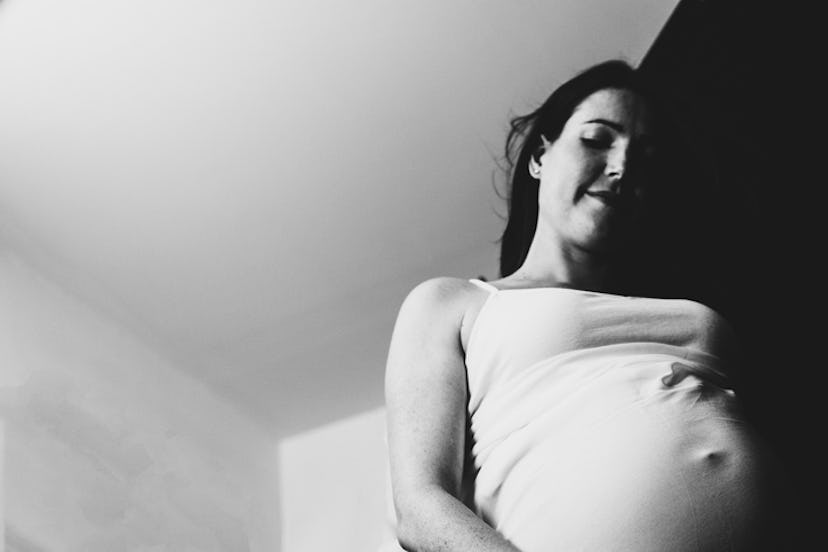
left=386, top=279, right=483, bottom=385
left=401, top=276, right=481, bottom=308
left=390, top=277, right=488, bottom=341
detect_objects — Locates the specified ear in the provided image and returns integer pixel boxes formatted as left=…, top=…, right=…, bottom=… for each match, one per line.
left=528, top=134, right=552, bottom=179
left=528, top=155, right=542, bottom=179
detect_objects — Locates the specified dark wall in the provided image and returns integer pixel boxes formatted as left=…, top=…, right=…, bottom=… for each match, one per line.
left=639, top=0, right=818, bottom=545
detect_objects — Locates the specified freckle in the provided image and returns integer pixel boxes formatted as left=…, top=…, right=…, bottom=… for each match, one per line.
left=700, top=450, right=726, bottom=464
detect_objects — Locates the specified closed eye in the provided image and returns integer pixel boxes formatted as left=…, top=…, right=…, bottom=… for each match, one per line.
left=580, top=137, right=611, bottom=149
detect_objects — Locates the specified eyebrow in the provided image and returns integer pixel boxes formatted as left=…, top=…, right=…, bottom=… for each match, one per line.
left=584, top=118, right=655, bottom=142
left=584, top=118, right=625, bottom=131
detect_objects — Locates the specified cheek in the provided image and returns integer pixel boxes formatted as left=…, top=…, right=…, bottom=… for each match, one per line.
left=543, top=150, right=601, bottom=194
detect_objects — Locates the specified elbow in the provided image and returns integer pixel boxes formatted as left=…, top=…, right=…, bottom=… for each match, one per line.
left=391, top=487, right=434, bottom=551
left=394, top=523, right=415, bottom=552
left=396, top=515, right=435, bottom=552
left=392, top=482, right=462, bottom=550
left=391, top=499, right=418, bottom=551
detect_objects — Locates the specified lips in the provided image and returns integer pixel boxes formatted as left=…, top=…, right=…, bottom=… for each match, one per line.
left=584, top=190, right=623, bottom=206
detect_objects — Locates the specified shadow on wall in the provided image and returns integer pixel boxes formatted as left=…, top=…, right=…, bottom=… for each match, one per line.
left=639, top=1, right=819, bottom=541
left=6, top=524, right=53, bottom=552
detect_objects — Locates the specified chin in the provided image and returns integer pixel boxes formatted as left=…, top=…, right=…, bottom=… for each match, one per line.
left=576, top=231, right=630, bottom=257
left=582, top=219, right=639, bottom=252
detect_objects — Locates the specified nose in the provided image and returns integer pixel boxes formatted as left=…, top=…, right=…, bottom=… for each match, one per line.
left=605, top=148, right=628, bottom=183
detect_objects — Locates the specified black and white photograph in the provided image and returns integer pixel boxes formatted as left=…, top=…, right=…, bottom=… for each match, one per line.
left=0, top=0, right=815, bottom=550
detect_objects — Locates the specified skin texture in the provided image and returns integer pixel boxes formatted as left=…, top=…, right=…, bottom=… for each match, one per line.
left=384, top=88, right=654, bottom=551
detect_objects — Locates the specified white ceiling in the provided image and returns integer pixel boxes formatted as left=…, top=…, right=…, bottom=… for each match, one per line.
left=0, top=0, right=679, bottom=437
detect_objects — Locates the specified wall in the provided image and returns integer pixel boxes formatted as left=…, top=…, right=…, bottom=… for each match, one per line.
left=279, top=408, right=394, bottom=552
left=0, top=251, right=280, bottom=551
left=1, top=421, right=4, bottom=552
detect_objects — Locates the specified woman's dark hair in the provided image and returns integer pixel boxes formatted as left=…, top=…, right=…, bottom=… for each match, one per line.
left=498, top=59, right=716, bottom=304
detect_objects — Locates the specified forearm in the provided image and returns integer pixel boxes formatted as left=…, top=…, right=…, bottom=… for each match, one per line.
left=395, top=485, right=521, bottom=552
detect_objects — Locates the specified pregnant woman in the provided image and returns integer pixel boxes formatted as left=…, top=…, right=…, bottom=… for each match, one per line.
left=383, top=60, right=795, bottom=551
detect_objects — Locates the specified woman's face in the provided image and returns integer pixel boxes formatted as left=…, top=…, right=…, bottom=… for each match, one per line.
left=532, top=87, right=656, bottom=254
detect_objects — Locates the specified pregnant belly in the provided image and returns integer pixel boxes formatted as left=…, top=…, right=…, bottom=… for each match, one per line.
left=476, top=386, right=793, bottom=552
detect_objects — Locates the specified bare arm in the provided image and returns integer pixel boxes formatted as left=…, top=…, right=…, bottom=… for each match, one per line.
left=385, top=278, right=521, bottom=552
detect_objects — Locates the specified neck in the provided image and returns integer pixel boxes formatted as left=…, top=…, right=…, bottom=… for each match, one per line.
left=509, top=228, right=619, bottom=293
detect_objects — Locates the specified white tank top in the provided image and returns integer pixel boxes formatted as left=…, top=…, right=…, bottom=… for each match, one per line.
left=460, top=279, right=785, bottom=551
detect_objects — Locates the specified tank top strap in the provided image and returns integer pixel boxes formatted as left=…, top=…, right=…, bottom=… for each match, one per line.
left=469, top=278, right=499, bottom=294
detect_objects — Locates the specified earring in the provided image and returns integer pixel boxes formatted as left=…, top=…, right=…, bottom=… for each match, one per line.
left=529, top=146, right=544, bottom=179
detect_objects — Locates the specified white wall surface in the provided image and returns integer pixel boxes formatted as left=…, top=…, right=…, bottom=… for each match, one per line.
left=0, top=251, right=280, bottom=552
left=1, top=421, right=4, bottom=552
left=279, top=408, right=394, bottom=552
